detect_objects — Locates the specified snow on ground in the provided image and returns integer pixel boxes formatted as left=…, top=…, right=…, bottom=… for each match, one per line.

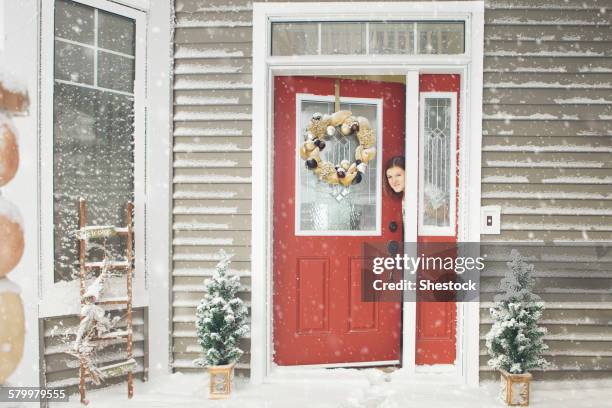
left=49, top=369, right=612, bottom=408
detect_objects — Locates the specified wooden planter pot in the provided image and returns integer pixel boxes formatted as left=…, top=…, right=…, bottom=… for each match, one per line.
left=500, top=369, right=532, bottom=406
left=208, top=363, right=235, bottom=399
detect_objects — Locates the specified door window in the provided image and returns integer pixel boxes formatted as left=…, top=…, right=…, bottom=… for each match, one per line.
left=295, top=96, right=382, bottom=235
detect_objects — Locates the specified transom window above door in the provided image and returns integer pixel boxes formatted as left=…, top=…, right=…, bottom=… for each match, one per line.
left=271, top=21, right=465, bottom=56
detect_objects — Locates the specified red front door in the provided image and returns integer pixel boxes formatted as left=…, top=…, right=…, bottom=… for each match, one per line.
left=273, top=76, right=404, bottom=366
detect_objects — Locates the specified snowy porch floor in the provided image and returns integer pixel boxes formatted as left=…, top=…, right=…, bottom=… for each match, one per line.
left=51, top=369, right=612, bottom=408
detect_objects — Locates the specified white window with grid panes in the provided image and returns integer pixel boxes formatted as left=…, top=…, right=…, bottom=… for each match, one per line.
left=39, top=0, right=147, bottom=317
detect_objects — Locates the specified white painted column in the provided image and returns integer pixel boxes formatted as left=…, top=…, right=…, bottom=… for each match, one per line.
left=249, top=4, right=269, bottom=384
left=146, top=0, right=173, bottom=378
left=402, top=70, right=420, bottom=374
left=465, top=3, right=485, bottom=387
left=2, top=0, right=40, bottom=387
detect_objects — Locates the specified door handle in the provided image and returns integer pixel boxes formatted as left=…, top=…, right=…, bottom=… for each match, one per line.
left=389, top=221, right=398, bottom=232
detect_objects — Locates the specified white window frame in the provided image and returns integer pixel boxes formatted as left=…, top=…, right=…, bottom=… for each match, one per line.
left=252, top=1, right=484, bottom=387
left=39, top=0, right=147, bottom=317
left=294, top=93, right=383, bottom=236
left=418, top=92, right=458, bottom=236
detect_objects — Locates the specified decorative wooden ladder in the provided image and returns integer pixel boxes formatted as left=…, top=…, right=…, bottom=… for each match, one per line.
left=78, top=198, right=135, bottom=405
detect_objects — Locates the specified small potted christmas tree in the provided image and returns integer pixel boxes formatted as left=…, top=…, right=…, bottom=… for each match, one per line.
left=486, top=249, right=549, bottom=406
left=194, top=250, right=248, bottom=399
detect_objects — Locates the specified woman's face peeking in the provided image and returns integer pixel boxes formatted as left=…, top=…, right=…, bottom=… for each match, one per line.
left=386, top=166, right=405, bottom=193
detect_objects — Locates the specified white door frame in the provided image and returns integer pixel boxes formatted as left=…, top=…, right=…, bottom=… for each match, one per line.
left=251, top=1, right=484, bottom=386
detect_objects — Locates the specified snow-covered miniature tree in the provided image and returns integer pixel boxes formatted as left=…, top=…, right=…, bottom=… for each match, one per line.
left=486, top=249, right=549, bottom=374
left=195, top=250, right=249, bottom=367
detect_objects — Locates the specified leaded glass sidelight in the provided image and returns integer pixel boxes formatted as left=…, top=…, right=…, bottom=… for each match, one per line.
left=420, top=94, right=456, bottom=235
left=296, top=97, right=381, bottom=235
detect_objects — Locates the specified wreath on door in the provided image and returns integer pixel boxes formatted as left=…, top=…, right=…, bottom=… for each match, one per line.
left=300, top=109, right=376, bottom=186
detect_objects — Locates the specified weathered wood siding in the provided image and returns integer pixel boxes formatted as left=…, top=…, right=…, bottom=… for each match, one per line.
left=40, top=308, right=148, bottom=394
left=172, top=0, right=612, bottom=380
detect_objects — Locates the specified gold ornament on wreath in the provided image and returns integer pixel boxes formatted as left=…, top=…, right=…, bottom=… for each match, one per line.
left=300, top=109, right=376, bottom=187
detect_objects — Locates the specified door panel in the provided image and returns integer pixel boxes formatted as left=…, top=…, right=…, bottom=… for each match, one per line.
left=297, top=258, right=329, bottom=333
left=416, top=74, right=460, bottom=366
left=273, top=76, right=404, bottom=366
left=348, top=257, right=378, bottom=332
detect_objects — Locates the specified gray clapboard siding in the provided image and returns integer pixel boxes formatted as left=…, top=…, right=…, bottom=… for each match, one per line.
left=483, top=89, right=612, bottom=106
left=172, top=0, right=612, bottom=380
left=173, top=184, right=252, bottom=200
left=172, top=0, right=254, bottom=376
left=486, top=0, right=608, bottom=9
left=485, top=26, right=611, bottom=42
left=174, top=90, right=252, bottom=105
left=40, top=308, right=147, bottom=395
left=484, top=152, right=612, bottom=168
left=175, top=11, right=253, bottom=26
left=483, top=121, right=612, bottom=136
left=174, top=123, right=252, bottom=137
left=175, top=0, right=253, bottom=12
left=479, top=245, right=612, bottom=380
left=482, top=136, right=612, bottom=151
left=174, top=232, right=252, bottom=246
left=482, top=168, right=612, bottom=184
left=485, top=10, right=610, bottom=25
left=174, top=44, right=252, bottom=59
left=175, top=27, right=253, bottom=43
left=483, top=104, right=612, bottom=118
left=485, top=42, right=611, bottom=57
left=174, top=152, right=252, bottom=167
left=484, top=57, right=612, bottom=74
left=484, top=73, right=612, bottom=88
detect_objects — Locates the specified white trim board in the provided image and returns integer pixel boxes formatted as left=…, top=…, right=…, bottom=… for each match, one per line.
left=251, top=1, right=484, bottom=387
left=144, top=0, right=173, bottom=379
